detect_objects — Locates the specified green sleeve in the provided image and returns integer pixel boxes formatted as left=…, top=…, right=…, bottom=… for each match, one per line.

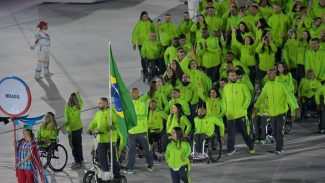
left=160, top=111, right=168, bottom=120
left=282, top=43, right=289, bottom=67
left=218, top=98, right=226, bottom=118
left=164, top=48, right=170, bottom=66
left=197, top=87, right=207, bottom=102
left=270, top=41, right=277, bottom=53
left=77, top=95, right=84, bottom=109
left=190, top=87, right=199, bottom=105
left=254, top=85, right=267, bottom=109
left=166, top=115, right=172, bottom=132
left=165, top=143, right=170, bottom=160
left=190, top=23, right=197, bottom=32
left=282, top=82, right=299, bottom=110
left=49, top=129, right=58, bottom=140
left=140, top=43, right=146, bottom=58
left=231, top=31, right=242, bottom=49
left=182, top=116, right=192, bottom=136
left=182, top=141, right=191, bottom=158
left=242, top=84, right=251, bottom=110
left=255, top=42, right=263, bottom=53
left=88, top=117, right=97, bottom=132
left=212, top=117, right=225, bottom=137
left=63, top=106, right=70, bottom=130
left=298, top=79, right=305, bottom=97
left=132, top=22, right=139, bottom=45
left=182, top=100, right=191, bottom=116
left=315, top=86, right=325, bottom=105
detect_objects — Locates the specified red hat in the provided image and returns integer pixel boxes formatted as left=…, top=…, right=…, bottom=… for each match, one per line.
left=37, top=21, right=48, bottom=29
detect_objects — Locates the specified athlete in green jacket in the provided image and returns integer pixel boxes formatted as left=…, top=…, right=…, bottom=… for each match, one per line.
left=178, top=11, right=194, bottom=44
left=159, top=13, right=177, bottom=47
left=62, top=91, right=84, bottom=168
left=165, top=127, right=191, bottom=183
left=37, top=112, right=57, bottom=148
left=132, top=11, right=155, bottom=50
left=125, top=88, right=153, bottom=174
left=223, top=70, right=254, bottom=155
left=254, top=68, right=299, bottom=155
left=166, top=103, right=192, bottom=136
left=164, top=37, right=179, bottom=66
left=87, top=97, right=120, bottom=176
left=305, top=38, right=325, bottom=81
left=268, top=4, right=290, bottom=41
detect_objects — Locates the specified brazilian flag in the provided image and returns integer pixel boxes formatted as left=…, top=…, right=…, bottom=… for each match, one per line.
left=108, top=44, right=137, bottom=149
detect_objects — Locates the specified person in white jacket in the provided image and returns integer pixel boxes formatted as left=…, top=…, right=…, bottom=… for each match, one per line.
left=31, top=21, right=52, bottom=80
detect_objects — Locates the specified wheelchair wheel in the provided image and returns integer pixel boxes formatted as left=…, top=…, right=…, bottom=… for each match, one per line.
left=48, top=144, right=68, bottom=172
left=207, top=137, right=222, bottom=162
left=83, top=171, right=96, bottom=183
left=118, top=175, right=127, bottom=183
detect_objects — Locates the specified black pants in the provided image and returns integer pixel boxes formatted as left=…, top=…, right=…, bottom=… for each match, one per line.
left=253, top=116, right=268, bottom=140
left=169, top=165, right=190, bottom=183
left=205, top=65, right=220, bottom=83
left=127, top=133, right=153, bottom=170
left=320, top=110, right=325, bottom=130
left=296, top=64, right=305, bottom=85
left=194, top=134, right=207, bottom=153
left=161, top=133, right=171, bottom=153
left=290, top=68, right=297, bottom=80
left=69, top=128, right=84, bottom=164
left=97, top=143, right=120, bottom=177
left=257, top=69, right=267, bottom=85
left=227, top=117, right=254, bottom=153
left=270, top=113, right=286, bottom=151
left=248, top=66, right=256, bottom=85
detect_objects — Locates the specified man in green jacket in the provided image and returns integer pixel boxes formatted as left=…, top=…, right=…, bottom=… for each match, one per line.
left=159, top=13, right=177, bottom=50
left=164, top=37, right=179, bottom=67
left=87, top=97, right=121, bottom=179
left=177, top=11, right=194, bottom=44
left=125, top=88, right=153, bottom=174
left=305, top=38, right=325, bottom=82
left=223, top=70, right=255, bottom=155
left=254, top=68, right=299, bottom=155
left=141, top=32, right=163, bottom=77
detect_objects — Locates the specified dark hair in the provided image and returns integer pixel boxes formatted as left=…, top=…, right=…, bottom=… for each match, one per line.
left=140, top=11, right=152, bottom=22
left=220, top=78, right=228, bottom=83
left=259, top=0, right=271, bottom=6
left=276, top=62, right=289, bottom=75
left=261, top=30, right=272, bottom=54
left=179, top=34, right=186, bottom=39
left=258, top=18, right=270, bottom=30
left=148, top=80, right=157, bottom=98
left=170, top=60, right=184, bottom=81
left=301, top=30, right=311, bottom=42
left=208, top=87, right=220, bottom=98
left=311, top=38, right=320, bottom=43
left=184, top=11, right=189, bottom=14
left=26, top=129, right=35, bottom=139
left=173, top=103, right=184, bottom=125
left=163, top=67, right=178, bottom=87
left=235, top=66, right=245, bottom=75
left=196, top=14, right=208, bottom=30
left=188, top=60, right=197, bottom=69
left=173, top=127, right=184, bottom=148
left=68, top=92, right=81, bottom=109
left=100, top=97, right=108, bottom=103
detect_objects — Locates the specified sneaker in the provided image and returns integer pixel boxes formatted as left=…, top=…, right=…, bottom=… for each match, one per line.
left=260, top=140, right=266, bottom=144
left=275, top=150, right=284, bottom=155
left=44, top=72, right=54, bottom=77
left=146, top=167, right=153, bottom=172
left=249, top=149, right=256, bottom=154
left=123, top=169, right=134, bottom=175
left=70, top=163, right=82, bottom=170
left=320, top=129, right=325, bottom=134
left=227, top=149, right=236, bottom=156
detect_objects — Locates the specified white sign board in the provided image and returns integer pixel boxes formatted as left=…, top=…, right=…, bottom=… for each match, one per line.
left=0, top=76, right=31, bottom=117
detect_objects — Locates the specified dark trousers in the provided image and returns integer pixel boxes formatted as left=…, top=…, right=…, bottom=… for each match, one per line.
left=205, top=65, right=220, bottom=83
left=148, top=131, right=162, bottom=153
left=320, top=110, right=325, bottom=130
left=97, top=143, right=120, bottom=177
left=69, top=128, right=84, bottom=164
left=161, top=133, right=171, bottom=152
left=169, top=165, right=190, bottom=183
left=227, top=117, right=254, bottom=153
left=290, top=68, right=297, bottom=80
left=253, top=116, right=268, bottom=140
left=194, top=134, right=207, bottom=153
left=257, top=69, right=267, bottom=85
left=296, top=64, right=305, bottom=85
left=270, top=113, right=286, bottom=151
left=248, top=66, right=256, bottom=85
left=127, top=133, right=153, bottom=170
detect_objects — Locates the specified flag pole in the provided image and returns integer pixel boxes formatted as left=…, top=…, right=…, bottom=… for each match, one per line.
left=108, top=42, right=114, bottom=180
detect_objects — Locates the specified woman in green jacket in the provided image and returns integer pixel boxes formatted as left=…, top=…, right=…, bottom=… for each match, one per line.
left=190, top=14, right=208, bottom=42
left=165, top=127, right=191, bottom=183
left=276, top=62, right=295, bottom=94
left=37, top=112, right=58, bottom=148
left=61, top=91, right=84, bottom=169
left=255, top=30, right=277, bottom=82
left=296, top=30, right=311, bottom=84
left=282, top=29, right=300, bottom=78
left=144, top=80, right=169, bottom=111
left=231, top=27, right=257, bottom=83
left=187, top=60, right=212, bottom=98
left=166, top=104, right=192, bottom=137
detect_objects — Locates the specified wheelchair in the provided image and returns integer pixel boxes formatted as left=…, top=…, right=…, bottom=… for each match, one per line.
left=141, top=59, right=160, bottom=83
left=191, top=133, right=222, bottom=163
left=38, top=138, right=68, bottom=172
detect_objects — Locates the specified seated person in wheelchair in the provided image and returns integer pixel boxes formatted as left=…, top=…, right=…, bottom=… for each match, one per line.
left=37, top=112, right=58, bottom=149
left=315, top=85, right=325, bottom=134
left=193, top=105, right=225, bottom=157
left=252, top=98, right=269, bottom=144
left=298, top=70, right=321, bottom=118
left=147, top=100, right=168, bottom=148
